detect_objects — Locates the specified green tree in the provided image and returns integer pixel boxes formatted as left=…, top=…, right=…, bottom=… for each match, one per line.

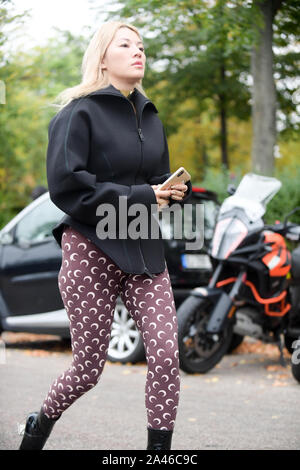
left=102, top=0, right=258, bottom=169
left=100, top=0, right=299, bottom=174
left=0, top=24, right=88, bottom=227
left=251, top=0, right=300, bottom=175
left=0, top=0, right=31, bottom=223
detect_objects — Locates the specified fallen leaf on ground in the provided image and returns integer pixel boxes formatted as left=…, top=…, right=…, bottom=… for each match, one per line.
left=205, top=377, right=219, bottom=383
left=265, top=364, right=287, bottom=372
left=233, top=340, right=291, bottom=359
left=24, top=349, right=52, bottom=357
left=277, top=373, right=289, bottom=379
left=272, top=380, right=288, bottom=387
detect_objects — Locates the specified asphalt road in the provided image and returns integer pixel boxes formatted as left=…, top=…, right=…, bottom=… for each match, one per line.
left=0, top=332, right=300, bottom=451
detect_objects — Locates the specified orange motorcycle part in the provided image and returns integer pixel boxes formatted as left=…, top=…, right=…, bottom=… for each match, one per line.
left=216, top=277, right=291, bottom=317
left=262, top=231, right=291, bottom=278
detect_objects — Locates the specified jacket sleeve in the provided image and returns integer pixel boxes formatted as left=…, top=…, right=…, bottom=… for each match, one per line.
left=147, top=127, right=192, bottom=208
left=46, top=100, right=157, bottom=226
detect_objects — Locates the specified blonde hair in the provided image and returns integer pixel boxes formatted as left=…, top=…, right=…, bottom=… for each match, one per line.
left=52, top=21, right=147, bottom=110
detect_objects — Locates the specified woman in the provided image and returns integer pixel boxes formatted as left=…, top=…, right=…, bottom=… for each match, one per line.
left=19, top=20, right=192, bottom=451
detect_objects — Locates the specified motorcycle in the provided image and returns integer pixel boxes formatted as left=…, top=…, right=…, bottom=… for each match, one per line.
left=177, top=173, right=300, bottom=374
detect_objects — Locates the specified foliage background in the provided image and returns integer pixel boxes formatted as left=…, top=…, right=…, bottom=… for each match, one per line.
left=0, top=0, right=299, bottom=229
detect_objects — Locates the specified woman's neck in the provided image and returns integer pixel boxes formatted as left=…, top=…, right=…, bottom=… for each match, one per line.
left=120, top=88, right=134, bottom=97
left=108, top=79, right=136, bottom=96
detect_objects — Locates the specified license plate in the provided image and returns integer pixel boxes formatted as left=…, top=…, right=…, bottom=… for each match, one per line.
left=181, top=254, right=212, bottom=269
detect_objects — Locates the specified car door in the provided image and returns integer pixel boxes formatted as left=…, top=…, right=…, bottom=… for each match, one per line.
left=0, top=195, right=69, bottom=335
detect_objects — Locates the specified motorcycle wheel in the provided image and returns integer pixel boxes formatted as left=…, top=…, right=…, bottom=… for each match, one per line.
left=178, top=295, right=233, bottom=374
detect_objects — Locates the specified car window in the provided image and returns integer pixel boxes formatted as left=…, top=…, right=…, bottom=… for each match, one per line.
left=160, top=197, right=219, bottom=242
left=15, top=198, right=64, bottom=244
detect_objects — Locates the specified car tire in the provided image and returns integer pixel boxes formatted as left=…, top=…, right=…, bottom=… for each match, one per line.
left=107, top=300, right=145, bottom=364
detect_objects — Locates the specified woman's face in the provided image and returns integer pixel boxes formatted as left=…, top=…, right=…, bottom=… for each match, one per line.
left=101, top=27, right=146, bottom=87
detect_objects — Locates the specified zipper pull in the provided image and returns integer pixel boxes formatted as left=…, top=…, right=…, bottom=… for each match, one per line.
left=144, top=267, right=155, bottom=279
left=138, top=128, right=144, bottom=142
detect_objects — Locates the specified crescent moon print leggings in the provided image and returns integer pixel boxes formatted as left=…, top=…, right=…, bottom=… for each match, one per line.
left=42, top=226, right=180, bottom=431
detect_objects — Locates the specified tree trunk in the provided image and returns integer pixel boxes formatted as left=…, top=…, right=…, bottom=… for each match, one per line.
left=202, top=142, right=209, bottom=178
left=193, top=132, right=206, bottom=181
left=220, top=98, right=228, bottom=169
left=251, top=0, right=277, bottom=176
left=219, top=64, right=229, bottom=170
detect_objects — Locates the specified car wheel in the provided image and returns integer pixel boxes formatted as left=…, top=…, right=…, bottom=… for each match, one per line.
left=107, top=301, right=145, bottom=364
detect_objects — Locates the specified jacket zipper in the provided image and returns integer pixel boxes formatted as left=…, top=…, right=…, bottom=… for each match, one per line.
left=121, top=95, right=155, bottom=279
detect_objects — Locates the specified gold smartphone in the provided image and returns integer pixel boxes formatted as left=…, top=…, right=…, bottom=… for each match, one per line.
left=158, top=167, right=191, bottom=190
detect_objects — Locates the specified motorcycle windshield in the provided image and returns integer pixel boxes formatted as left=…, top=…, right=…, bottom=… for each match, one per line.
left=212, top=217, right=248, bottom=259
left=220, top=173, right=282, bottom=222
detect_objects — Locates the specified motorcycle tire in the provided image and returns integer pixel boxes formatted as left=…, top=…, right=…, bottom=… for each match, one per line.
left=284, top=334, right=296, bottom=354
left=177, top=295, right=234, bottom=374
left=227, top=333, right=244, bottom=353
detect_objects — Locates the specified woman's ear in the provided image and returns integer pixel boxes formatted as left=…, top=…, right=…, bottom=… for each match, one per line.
left=100, top=56, right=107, bottom=71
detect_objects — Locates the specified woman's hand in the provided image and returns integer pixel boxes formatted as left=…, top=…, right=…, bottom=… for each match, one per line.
left=151, top=183, right=188, bottom=209
left=169, top=183, right=188, bottom=201
left=151, top=185, right=172, bottom=209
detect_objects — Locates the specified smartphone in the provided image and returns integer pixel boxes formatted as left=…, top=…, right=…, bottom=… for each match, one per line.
left=158, top=167, right=191, bottom=191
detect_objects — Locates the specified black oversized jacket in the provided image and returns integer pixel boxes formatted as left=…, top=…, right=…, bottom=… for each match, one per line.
left=46, top=84, right=192, bottom=278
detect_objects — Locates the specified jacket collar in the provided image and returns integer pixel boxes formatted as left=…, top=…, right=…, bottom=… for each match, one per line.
left=88, top=83, right=158, bottom=114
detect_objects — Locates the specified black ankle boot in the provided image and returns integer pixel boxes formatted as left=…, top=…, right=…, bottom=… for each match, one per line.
left=19, top=407, right=60, bottom=450
left=147, top=427, right=173, bottom=450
